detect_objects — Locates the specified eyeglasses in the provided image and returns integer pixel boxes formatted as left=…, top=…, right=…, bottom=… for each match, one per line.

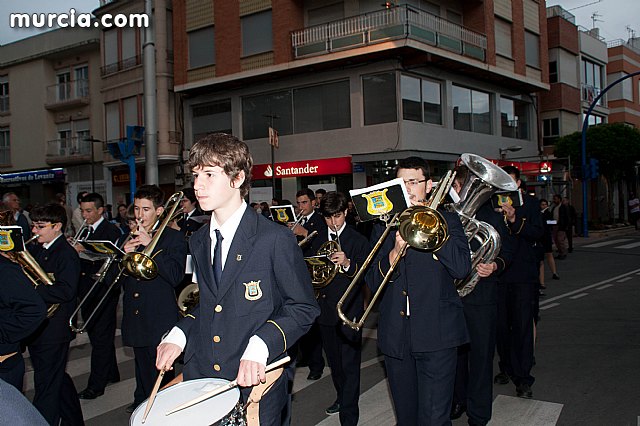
left=403, top=179, right=426, bottom=187
left=32, top=223, right=55, bottom=230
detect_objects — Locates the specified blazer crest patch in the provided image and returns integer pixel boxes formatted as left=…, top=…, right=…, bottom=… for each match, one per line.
left=243, top=280, right=262, bottom=301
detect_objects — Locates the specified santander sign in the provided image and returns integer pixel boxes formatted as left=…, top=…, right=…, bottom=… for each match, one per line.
left=252, top=157, right=352, bottom=180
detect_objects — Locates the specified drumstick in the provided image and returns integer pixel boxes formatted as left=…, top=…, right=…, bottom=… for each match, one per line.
left=165, top=356, right=290, bottom=416
left=141, top=368, right=166, bottom=423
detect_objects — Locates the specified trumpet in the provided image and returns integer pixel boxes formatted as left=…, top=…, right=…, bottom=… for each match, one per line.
left=337, top=170, right=457, bottom=331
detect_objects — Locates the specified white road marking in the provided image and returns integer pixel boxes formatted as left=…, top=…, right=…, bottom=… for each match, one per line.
left=540, top=268, right=640, bottom=306
left=617, top=277, right=634, bottom=283
left=597, top=284, right=614, bottom=290
left=615, top=241, right=640, bottom=249
left=569, top=293, right=588, bottom=300
left=540, top=303, right=560, bottom=310
left=582, top=239, right=632, bottom=248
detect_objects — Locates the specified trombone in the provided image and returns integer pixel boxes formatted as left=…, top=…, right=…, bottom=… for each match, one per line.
left=69, top=192, right=184, bottom=333
left=70, top=219, right=89, bottom=246
left=336, top=170, right=457, bottom=331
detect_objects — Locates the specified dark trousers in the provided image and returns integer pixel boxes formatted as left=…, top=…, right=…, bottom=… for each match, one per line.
left=453, top=303, right=497, bottom=426
left=132, top=346, right=175, bottom=405
left=0, top=353, right=24, bottom=391
left=240, top=373, right=289, bottom=426
left=81, top=289, right=120, bottom=392
left=496, top=281, right=535, bottom=387
left=385, top=320, right=457, bottom=426
left=28, top=342, right=84, bottom=426
left=294, top=323, right=325, bottom=374
left=319, top=324, right=362, bottom=426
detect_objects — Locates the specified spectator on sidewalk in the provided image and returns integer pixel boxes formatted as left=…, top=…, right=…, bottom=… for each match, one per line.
left=551, top=194, right=569, bottom=260
left=629, top=193, right=640, bottom=230
left=563, top=197, right=577, bottom=253
left=539, top=199, right=560, bottom=290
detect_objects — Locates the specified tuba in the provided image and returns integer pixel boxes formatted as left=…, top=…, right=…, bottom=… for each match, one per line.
left=0, top=211, right=58, bottom=318
left=446, top=153, right=518, bottom=297
left=306, top=239, right=340, bottom=291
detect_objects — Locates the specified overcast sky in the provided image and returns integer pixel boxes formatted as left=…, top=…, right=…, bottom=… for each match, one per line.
left=1, top=0, right=638, bottom=45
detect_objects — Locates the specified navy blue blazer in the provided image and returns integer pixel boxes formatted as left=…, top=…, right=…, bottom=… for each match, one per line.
left=0, top=256, right=46, bottom=355
left=79, top=219, right=122, bottom=289
left=315, top=225, right=369, bottom=329
left=122, top=227, right=187, bottom=347
left=27, top=236, right=80, bottom=345
left=179, top=208, right=320, bottom=381
left=177, top=208, right=207, bottom=240
left=368, top=210, right=471, bottom=358
left=500, top=193, right=544, bottom=284
left=463, top=201, right=515, bottom=306
left=299, top=211, right=327, bottom=257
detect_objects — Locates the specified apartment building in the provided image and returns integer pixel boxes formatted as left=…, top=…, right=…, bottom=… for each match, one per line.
left=0, top=27, right=104, bottom=207
left=94, top=0, right=180, bottom=205
left=173, top=0, right=549, bottom=201
left=606, top=37, right=640, bottom=129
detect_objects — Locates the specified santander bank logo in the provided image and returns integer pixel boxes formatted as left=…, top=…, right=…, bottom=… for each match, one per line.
left=264, top=165, right=273, bottom=177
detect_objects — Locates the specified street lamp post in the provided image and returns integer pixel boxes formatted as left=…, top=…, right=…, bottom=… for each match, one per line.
left=85, top=137, right=103, bottom=193
left=499, top=145, right=523, bottom=160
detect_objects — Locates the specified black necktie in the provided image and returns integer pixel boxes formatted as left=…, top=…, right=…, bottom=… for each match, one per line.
left=301, top=216, right=307, bottom=226
left=330, top=233, right=338, bottom=241
left=86, top=226, right=94, bottom=239
left=213, top=229, right=223, bottom=284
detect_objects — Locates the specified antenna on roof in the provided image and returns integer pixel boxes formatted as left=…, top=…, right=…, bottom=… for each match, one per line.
left=590, top=11, right=603, bottom=29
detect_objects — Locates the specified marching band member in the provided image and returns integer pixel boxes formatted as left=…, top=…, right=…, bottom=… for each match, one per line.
left=26, top=204, right=84, bottom=425
left=495, top=166, right=543, bottom=399
left=450, top=167, right=515, bottom=425
left=0, top=225, right=46, bottom=391
left=74, top=193, right=122, bottom=400
left=316, top=191, right=368, bottom=424
left=121, top=185, right=187, bottom=413
left=156, top=133, right=319, bottom=426
left=175, top=187, right=206, bottom=237
left=368, top=157, right=470, bottom=426
left=291, top=188, right=326, bottom=380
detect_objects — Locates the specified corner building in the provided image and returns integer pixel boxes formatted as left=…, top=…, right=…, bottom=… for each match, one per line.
left=174, top=0, right=549, bottom=200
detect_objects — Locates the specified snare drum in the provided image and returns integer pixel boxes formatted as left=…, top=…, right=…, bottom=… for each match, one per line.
left=130, top=378, right=246, bottom=426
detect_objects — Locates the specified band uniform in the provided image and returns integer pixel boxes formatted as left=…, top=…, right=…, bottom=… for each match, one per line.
left=316, top=194, right=369, bottom=426
left=176, top=204, right=319, bottom=425
left=26, top=206, right=84, bottom=425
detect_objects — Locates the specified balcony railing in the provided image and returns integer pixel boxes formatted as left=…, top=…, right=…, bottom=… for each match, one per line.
left=101, top=55, right=142, bottom=76
left=581, top=84, right=606, bottom=106
left=546, top=5, right=576, bottom=24
left=292, top=5, right=487, bottom=62
left=45, top=80, right=89, bottom=108
left=46, top=137, right=92, bottom=164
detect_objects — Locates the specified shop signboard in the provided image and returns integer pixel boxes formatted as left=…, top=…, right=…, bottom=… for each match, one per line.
left=251, top=157, right=352, bottom=180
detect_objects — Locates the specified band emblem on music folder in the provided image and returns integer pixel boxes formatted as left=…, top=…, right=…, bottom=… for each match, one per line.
left=243, top=280, right=262, bottom=301
left=362, top=188, right=394, bottom=215
left=0, top=229, right=15, bottom=251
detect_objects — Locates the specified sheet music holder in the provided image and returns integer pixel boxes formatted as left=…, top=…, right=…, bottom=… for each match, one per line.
left=303, top=254, right=334, bottom=269
left=349, top=178, right=410, bottom=222
left=0, top=226, right=26, bottom=252
left=270, top=205, right=297, bottom=224
left=80, top=239, right=125, bottom=262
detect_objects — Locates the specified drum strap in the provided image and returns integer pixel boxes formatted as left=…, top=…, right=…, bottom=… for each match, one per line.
left=245, top=367, right=284, bottom=426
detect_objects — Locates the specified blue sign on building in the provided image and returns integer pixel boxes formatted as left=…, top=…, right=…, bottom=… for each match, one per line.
left=0, top=168, right=65, bottom=184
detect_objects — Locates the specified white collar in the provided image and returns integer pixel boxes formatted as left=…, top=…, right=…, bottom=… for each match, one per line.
left=91, top=216, right=105, bottom=231
left=327, top=221, right=346, bottom=239
left=43, top=233, right=63, bottom=249
left=210, top=202, right=247, bottom=243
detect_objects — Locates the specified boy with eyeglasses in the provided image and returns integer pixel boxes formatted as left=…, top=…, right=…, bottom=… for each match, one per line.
left=26, top=203, right=84, bottom=425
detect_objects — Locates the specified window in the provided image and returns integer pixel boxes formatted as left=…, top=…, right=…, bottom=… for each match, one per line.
left=500, top=97, right=529, bottom=140
left=192, top=100, right=232, bottom=141
left=581, top=58, right=604, bottom=104
left=242, top=11, right=272, bottom=57
left=542, top=118, right=559, bottom=146
left=294, top=80, right=350, bottom=133
left=0, top=128, right=9, bottom=164
left=104, top=29, right=118, bottom=67
left=401, top=75, right=442, bottom=125
left=122, top=27, right=137, bottom=62
left=495, top=18, right=512, bottom=58
left=452, top=85, right=491, bottom=134
left=0, top=77, right=8, bottom=113
left=242, top=91, right=293, bottom=140
left=587, top=114, right=604, bottom=126
left=105, top=101, right=120, bottom=141
left=123, top=97, right=139, bottom=128
left=549, top=61, right=558, bottom=83
left=188, top=26, right=215, bottom=68
left=57, top=72, right=71, bottom=101
left=75, top=66, right=89, bottom=98
left=363, top=73, right=397, bottom=125
left=308, top=3, right=344, bottom=26
left=524, top=31, right=540, bottom=68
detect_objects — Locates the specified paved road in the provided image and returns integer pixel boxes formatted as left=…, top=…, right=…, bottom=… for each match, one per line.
left=22, top=231, right=640, bottom=425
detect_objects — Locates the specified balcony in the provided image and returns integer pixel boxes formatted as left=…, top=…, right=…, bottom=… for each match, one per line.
left=581, top=84, right=606, bottom=107
left=44, top=80, right=90, bottom=110
left=101, top=55, right=142, bottom=76
left=46, top=137, right=92, bottom=165
left=292, top=5, right=486, bottom=62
